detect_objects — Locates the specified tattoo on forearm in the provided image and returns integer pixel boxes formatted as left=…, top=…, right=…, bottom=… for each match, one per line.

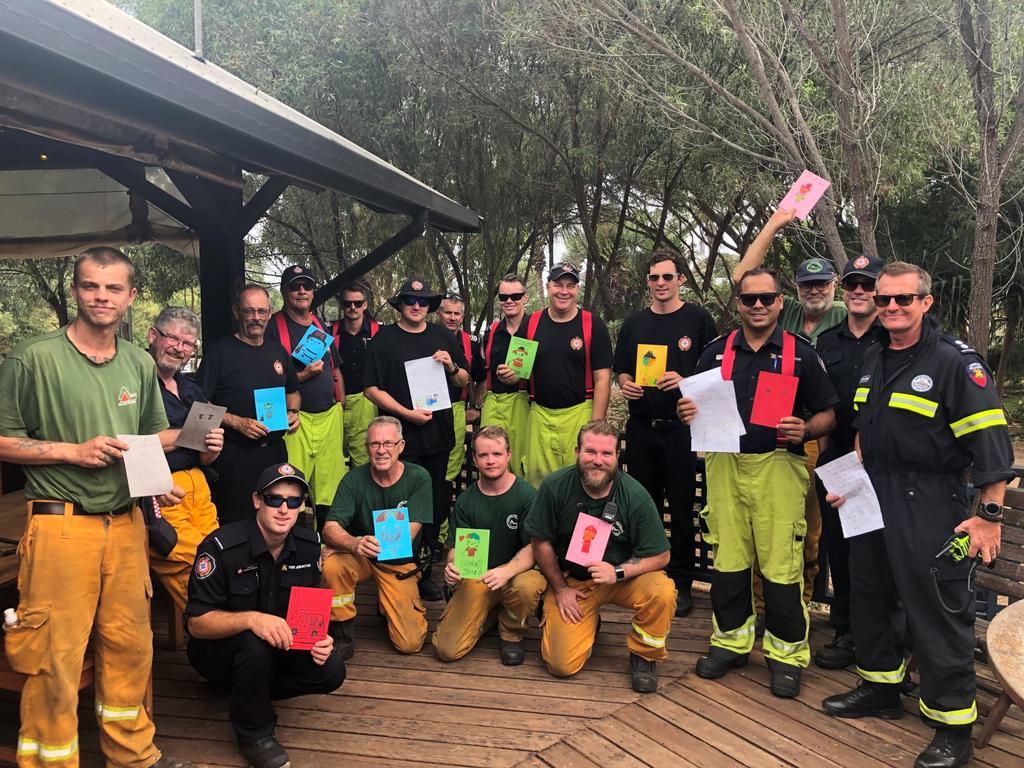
left=17, top=438, right=53, bottom=455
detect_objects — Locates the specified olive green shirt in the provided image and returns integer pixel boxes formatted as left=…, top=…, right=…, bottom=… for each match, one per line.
left=778, top=299, right=846, bottom=345
left=447, top=477, right=536, bottom=567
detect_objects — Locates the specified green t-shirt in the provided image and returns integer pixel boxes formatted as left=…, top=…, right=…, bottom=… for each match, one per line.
left=779, top=299, right=846, bottom=345
left=327, top=462, right=433, bottom=564
left=522, top=466, right=669, bottom=580
left=0, top=327, right=168, bottom=512
left=447, top=477, right=536, bottom=567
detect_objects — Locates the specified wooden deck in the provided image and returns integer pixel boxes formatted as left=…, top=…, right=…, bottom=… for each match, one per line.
left=2, top=582, right=1022, bottom=768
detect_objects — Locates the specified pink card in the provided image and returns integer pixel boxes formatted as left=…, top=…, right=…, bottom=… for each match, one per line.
left=566, top=512, right=613, bottom=567
left=285, top=586, right=333, bottom=651
left=749, top=371, right=799, bottom=428
left=779, top=170, right=831, bottom=220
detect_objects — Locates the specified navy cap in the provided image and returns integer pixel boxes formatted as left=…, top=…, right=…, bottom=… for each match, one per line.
left=255, top=463, right=309, bottom=494
left=794, top=258, right=837, bottom=283
left=281, top=265, right=316, bottom=289
left=841, top=255, right=884, bottom=280
left=548, top=262, right=581, bottom=283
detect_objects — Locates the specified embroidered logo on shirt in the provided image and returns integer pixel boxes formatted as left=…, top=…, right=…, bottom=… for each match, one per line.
left=679, top=336, right=692, bottom=351
left=117, top=386, right=137, bottom=407
left=273, top=360, right=285, bottom=375
left=195, top=553, right=216, bottom=579
left=966, top=362, right=988, bottom=388
left=506, top=514, right=518, bottom=530
left=911, top=375, right=933, bottom=392
left=611, top=521, right=624, bottom=538
left=570, top=336, right=584, bottom=351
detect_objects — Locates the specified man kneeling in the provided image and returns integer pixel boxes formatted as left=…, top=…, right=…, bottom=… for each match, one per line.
left=186, top=463, right=345, bottom=768
left=321, top=416, right=431, bottom=656
left=524, top=420, right=675, bottom=692
left=432, top=426, right=546, bottom=665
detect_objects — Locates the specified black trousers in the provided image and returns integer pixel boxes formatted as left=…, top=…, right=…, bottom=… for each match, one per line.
left=213, top=439, right=288, bottom=524
left=623, top=419, right=698, bottom=590
left=188, top=630, right=346, bottom=743
left=404, top=452, right=449, bottom=551
left=814, top=469, right=851, bottom=634
left=851, top=470, right=976, bottom=726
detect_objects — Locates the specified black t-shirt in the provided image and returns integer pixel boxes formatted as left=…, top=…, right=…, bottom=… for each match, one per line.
left=483, top=319, right=528, bottom=395
left=445, top=330, right=486, bottom=403
left=159, top=371, right=209, bottom=472
left=197, top=335, right=299, bottom=445
left=336, top=317, right=378, bottom=395
left=613, top=304, right=718, bottom=420
left=881, top=341, right=919, bottom=383
left=265, top=311, right=338, bottom=414
left=528, top=310, right=614, bottom=408
left=362, top=322, right=469, bottom=456
left=815, top=319, right=883, bottom=458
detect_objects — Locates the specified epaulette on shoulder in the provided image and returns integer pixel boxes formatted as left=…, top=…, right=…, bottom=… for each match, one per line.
left=940, top=333, right=978, bottom=356
left=211, top=521, right=249, bottom=551
left=788, top=330, right=814, bottom=347
left=292, top=527, right=321, bottom=545
left=704, top=332, right=729, bottom=352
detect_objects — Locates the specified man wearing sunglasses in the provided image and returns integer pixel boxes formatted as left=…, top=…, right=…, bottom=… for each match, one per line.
left=822, top=262, right=1013, bottom=768
left=614, top=249, right=717, bottom=617
left=267, top=266, right=347, bottom=531
left=677, top=268, right=837, bottom=698
left=480, top=273, right=532, bottom=478
left=522, top=262, right=614, bottom=488
left=186, top=462, right=345, bottom=768
left=332, top=282, right=380, bottom=467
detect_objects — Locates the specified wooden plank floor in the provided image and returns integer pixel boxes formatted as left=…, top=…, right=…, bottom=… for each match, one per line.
left=2, top=583, right=1022, bottom=767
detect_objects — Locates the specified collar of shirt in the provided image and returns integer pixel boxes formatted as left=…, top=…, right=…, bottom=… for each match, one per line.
left=732, top=324, right=786, bottom=353
left=245, top=518, right=298, bottom=562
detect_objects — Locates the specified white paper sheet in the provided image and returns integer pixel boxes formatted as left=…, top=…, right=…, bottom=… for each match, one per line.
left=404, top=357, right=452, bottom=412
left=117, top=433, right=174, bottom=497
left=679, top=369, right=746, bottom=453
left=814, top=451, right=885, bottom=538
left=174, top=402, right=226, bottom=452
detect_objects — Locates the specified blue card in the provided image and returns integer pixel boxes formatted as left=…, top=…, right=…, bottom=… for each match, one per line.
left=253, top=387, right=288, bottom=432
left=373, top=507, right=413, bottom=561
left=292, top=324, right=330, bottom=366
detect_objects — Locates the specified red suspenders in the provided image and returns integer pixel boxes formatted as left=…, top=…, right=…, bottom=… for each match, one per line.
left=525, top=309, right=594, bottom=401
left=719, top=329, right=795, bottom=380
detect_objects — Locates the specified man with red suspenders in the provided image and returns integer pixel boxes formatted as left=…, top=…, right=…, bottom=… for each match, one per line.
left=266, top=266, right=346, bottom=530
left=331, top=282, right=380, bottom=468
left=480, top=274, right=531, bottom=478
left=677, top=268, right=836, bottom=699
left=438, top=293, right=486, bottom=491
left=522, top=262, right=613, bottom=488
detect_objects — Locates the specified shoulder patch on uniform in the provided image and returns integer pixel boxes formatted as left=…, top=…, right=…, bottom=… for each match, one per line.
left=194, top=553, right=216, bottom=579
left=966, top=362, right=989, bottom=388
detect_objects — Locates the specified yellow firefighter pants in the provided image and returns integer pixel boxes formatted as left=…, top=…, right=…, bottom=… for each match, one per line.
left=284, top=402, right=347, bottom=507
left=432, top=569, right=547, bottom=661
left=541, top=571, right=676, bottom=677
left=445, top=401, right=468, bottom=482
left=5, top=504, right=159, bottom=768
left=321, top=552, right=427, bottom=653
left=343, top=393, right=378, bottom=468
left=524, top=401, right=593, bottom=489
left=148, top=468, right=219, bottom=612
left=480, top=390, right=530, bottom=478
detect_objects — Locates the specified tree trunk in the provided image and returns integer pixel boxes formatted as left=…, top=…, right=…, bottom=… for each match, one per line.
left=994, top=300, right=1017, bottom=395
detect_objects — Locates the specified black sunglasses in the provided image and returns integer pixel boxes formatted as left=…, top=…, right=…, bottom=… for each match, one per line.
left=647, top=272, right=678, bottom=283
left=402, top=296, right=431, bottom=308
left=341, top=299, right=366, bottom=308
left=842, top=278, right=876, bottom=291
left=498, top=291, right=525, bottom=302
left=261, top=493, right=304, bottom=509
left=738, top=292, right=780, bottom=307
left=873, top=294, right=923, bottom=308
left=286, top=281, right=315, bottom=292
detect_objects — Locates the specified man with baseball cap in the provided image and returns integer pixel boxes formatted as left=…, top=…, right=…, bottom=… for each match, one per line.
left=186, top=462, right=345, bottom=768
left=266, top=265, right=347, bottom=530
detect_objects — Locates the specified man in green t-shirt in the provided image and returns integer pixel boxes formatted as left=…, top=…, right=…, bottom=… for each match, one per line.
left=432, top=426, right=546, bottom=666
left=523, top=420, right=675, bottom=693
left=0, top=248, right=186, bottom=768
left=320, top=416, right=431, bottom=656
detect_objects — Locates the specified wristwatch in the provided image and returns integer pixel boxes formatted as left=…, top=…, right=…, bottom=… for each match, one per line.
left=978, top=500, right=1004, bottom=523
left=614, top=566, right=626, bottom=582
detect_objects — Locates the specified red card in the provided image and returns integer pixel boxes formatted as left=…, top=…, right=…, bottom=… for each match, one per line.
left=285, top=586, right=333, bottom=651
left=749, top=371, right=798, bottom=428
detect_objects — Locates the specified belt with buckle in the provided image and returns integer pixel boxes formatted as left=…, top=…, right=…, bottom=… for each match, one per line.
left=29, top=500, right=133, bottom=516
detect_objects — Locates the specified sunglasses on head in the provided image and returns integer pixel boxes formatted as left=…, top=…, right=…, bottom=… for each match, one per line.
left=498, top=291, right=525, bottom=302
left=402, top=296, right=431, bottom=308
left=261, top=493, right=304, bottom=509
left=842, top=278, right=876, bottom=292
left=341, top=299, right=366, bottom=308
left=647, top=272, right=679, bottom=283
left=873, top=294, right=923, bottom=308
left=738, top=292, right=780, bottom=308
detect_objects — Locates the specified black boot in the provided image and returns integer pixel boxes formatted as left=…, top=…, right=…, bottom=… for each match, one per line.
left=695, top=648, right=748, bottom=679
left=766, top=658, right=802, bottom=698
left=914, top=728, right=972, bottom=768
left=813, top=631, right=855, bottom=669
left=674, top=589, right=694, bottom=618
left=418, top=563, right=445, bottom=602
left=328, top=619, right=355, bottom=660
left=238, top=737, right=290, bottom=768
left=822, top=680, right=903, bottom=719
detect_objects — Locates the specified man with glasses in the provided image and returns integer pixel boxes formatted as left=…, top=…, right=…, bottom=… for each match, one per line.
left=523, top=262, right=614, bottom=488
left=480, top=274, right=532, bottom=478
left=677, top=268, right=837, bottom=698
left=320, top=417, right=433, bottom=656
left=614, top=249, right=717, bottom=617
left=332, top=282, right=380, bottom=467
left=186, top=462, right=345, bottom=768
left=438, top=293, right=486, bottom=494
left=362, top=278, right=470, bottom=601
left=267, top=266, right=346, bottom=530
left=822, top=262, right=1013, bottom=768
left=147, top=306, right=225, bottom=611
left=198, top=285, right=300, bottom=524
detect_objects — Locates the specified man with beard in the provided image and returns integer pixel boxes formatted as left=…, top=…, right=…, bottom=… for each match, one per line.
left=198, top=285, right=300, bottom=524
left=677, top=268, right=837, bottom=698
left=432, top=426, right=545, bottom=665
left=332, top=282, right=379, bottom=467
left=147, top=306, right=225, bottom=611
left=523, top=421, right=675, bottom=692
left=480, top=274, right=531, bottom=478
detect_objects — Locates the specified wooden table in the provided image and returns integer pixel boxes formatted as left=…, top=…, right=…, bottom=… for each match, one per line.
left=977, top=598, right=1024, bottom=746
left=0, top=492, right=26, bottom=590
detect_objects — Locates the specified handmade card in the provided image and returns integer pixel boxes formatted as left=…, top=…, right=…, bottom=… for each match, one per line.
left=253, top=387, right=288, bottom=431
left=779, top=170, right=831, bottom=220
left=635, top=344, right=668, bottom=387
left=117, top=433, right=173, bottom=497
left=285, top=586, right=333, bottom=651
left=454, top=527, right=490, bottom=579
left=174, top=401, right=226, bottom=452
left=565, top=512, right=613, bottom=567
left=504, top=336, right=539, bottom=379
left=749, top=371, right=798, bottom=428
left=291, top=324, right=330, bottom=367
left=373, top=507, right=413, bottom=561
left=404, top=357, right=452, bottom=411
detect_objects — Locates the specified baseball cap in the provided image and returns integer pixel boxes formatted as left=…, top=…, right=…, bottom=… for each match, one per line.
left=281, top=265, right=317, bottom=289
left=387, top=277, right=443, bottom=312
left=794, top=258, right=837, bottom=283
left=255, top=463, right=310, bottom=494
left=548, top=262, right=581, bottom=283
left=841, top=254, right=884, bottom=280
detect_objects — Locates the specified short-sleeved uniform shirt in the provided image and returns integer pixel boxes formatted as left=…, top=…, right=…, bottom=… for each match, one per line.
left=445, top=330, right=486, bottom=403
left=613, top=304, right=718, bottom=420
left=779, top=299, right=846, bottom=345
left=447, top=477, right=536, bottom=566
left=197, top=335, right=299, bottom=446
left=529, top=310, right=614, bottom=409
left=361, top=323, right=469, bottom=456
left=265, top=311, right=339, bottom=414
left=336, top=317, right=377, bottom=396
left=814, top=318, right=882, bottom=459
left=160, top=371, right=210, bottom=472
left=185, top=518, right=323, bottom=620
left=482, top=319, right=528, bottom=395
left=0, top=328, right=168, bottom=511
left=326, top=462, right=433, bottom=565
left=522, top=466, right=669, bottom=581
left=693, top=325, right=838, bottom=456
